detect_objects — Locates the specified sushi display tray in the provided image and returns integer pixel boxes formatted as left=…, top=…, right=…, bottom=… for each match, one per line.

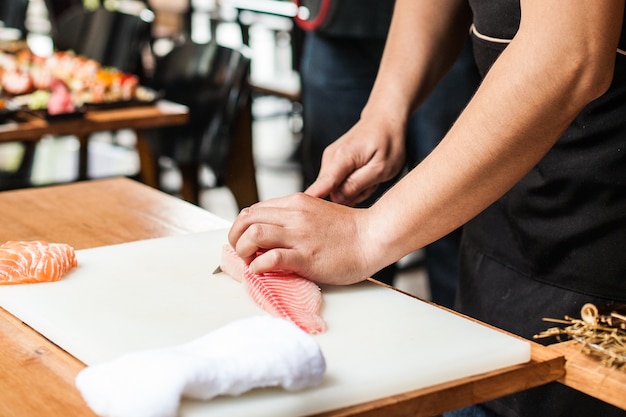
left=0, top=98, right=20, bottom=124
left=23, top=107, right=87, bottom=121
left=82, top=87, right=162, bottom=111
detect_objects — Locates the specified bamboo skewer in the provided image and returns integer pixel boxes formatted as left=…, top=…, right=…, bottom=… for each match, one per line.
left=535, top=303, right=626, bottom=371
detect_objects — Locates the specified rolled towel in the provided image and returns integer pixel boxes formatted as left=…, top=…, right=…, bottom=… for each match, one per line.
left=76, top=315, right=326, bottom=417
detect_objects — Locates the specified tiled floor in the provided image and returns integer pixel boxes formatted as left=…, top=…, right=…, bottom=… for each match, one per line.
left=2, top=0, right=431, bottom=300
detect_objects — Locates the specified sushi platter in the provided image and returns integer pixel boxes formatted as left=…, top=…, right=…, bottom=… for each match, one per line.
left=0, top=47, right=158, bottom=121
left=0, top=229, right=533, bottom=417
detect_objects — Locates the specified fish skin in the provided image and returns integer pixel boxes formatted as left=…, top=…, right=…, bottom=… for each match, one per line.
left=0, top=240, right=78, bottom=285
left=220, top=244, right=327, bottom=334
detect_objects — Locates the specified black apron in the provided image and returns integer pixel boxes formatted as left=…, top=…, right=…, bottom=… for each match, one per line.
left=459, top=2, right=626, bottom=416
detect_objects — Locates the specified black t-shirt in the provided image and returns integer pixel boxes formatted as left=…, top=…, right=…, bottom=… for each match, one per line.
left=297, top=0, right=395, bottom=39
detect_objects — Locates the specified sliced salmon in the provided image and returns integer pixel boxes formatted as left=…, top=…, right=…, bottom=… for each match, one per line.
left=220, top=244, right=327, bottom=334
left=0, top=240, right=78, bottom=285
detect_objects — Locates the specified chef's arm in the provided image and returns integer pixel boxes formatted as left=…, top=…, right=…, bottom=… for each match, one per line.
left=365, top=0, right=473, bottom=126
left=227, top=0, right=623, bottom=285
left=305, top=0, right=473, bottom=204
left=364, top=0, right=624, bottom=271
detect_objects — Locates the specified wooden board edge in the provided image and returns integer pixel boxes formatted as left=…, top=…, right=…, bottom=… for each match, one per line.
left=549, top=340, right=626, bottom=411
left=0, top=306, right=94, bottom=416
left=309, top=342, right=564, bottom=417
left=0, top=306, right=86, bottom=378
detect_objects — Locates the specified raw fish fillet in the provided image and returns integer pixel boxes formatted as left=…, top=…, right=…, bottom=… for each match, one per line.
left=0, top=240, right=78, bottom=285
left=220, top=244, right=327, bottom=334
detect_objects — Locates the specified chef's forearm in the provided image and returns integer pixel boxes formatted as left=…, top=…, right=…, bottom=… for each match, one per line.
left=362, top=0, right=472, bottom=127
left=364, top=0, right=623, bottom=269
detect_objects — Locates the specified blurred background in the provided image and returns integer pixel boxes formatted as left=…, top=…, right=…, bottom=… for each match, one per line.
left=0, top=0, right=428, bottom=298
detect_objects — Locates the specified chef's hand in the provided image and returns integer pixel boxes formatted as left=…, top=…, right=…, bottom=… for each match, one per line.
left=228, top=193, right=382, bottom=285
left=305, top=116, right=406, bottom=206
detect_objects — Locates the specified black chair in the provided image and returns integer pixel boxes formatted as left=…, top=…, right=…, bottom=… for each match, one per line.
left=53, top=3, right=154, bottom=176
left=0, top=142, right=37, bottom=191
left=51, top=5, right=154, bottom=76
left=142, top=40, right=259, bottom=209
left=228, top=1, right=303, bottom=136
left=43, top=0, right=83, bottom=44
left=0, top=0, right=31, bottom=191
left=0, top=0, right=29, bottom=37
left=0, top=5, right=155, bottom=192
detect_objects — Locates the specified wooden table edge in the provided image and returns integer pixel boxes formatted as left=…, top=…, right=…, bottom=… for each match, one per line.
left=0, top=275, right=566, bottom=417
left=308, top=343, right=564, bottom=417
left=305, top=281, right=566, bottom=417
left=0, top=100, right=189, bottom=141
left=548, top=340, right=626, bottom=411
left=0, top=305, right=91, bottom=416
left=0, top=305, right=85, bottom=377
left=0, top=185, right=571, bottom=417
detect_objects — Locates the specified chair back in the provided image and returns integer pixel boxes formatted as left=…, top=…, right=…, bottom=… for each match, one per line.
left=43, top=0, right=83, bottom=42
left=52, top=6, right=154, bottom=75
left=0, top=0, right=29, bottom=37
left=49, top=5, right=93, bottom=52
left=146, top=40, right=251, bottom=182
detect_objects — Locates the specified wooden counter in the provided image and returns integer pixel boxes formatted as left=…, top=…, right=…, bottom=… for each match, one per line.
left=550, top=340, right=626, bottom=410
left=0, top=178, right=568, bottom=417
left=0, top=101, right=188, bottom=184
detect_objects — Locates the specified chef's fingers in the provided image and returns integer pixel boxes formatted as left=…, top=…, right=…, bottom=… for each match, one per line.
left=309, top=175, right=378, bottom=207
left=229, top=202, right=281, bottom=248
left=330, top=184, right=378, bottom=207
left=329, top=159, right=391, bottom=206
left=305, top=155, right=358, bottom=200
left=233, top=222, right=290, bottom=262
left=304, top=173, right=343, bottom=198
left=304, top=177, right=333, bottom=199
left=248, top=248, right=301, bottom=275
left=228, top=201, right=300, bottom=255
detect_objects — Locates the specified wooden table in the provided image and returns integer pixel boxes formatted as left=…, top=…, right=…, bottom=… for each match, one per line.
left=0, top=101, right=189, bottom=186
left=0, top=177, right=607, bottom=417
left=550, top=341, right=626, bottom=410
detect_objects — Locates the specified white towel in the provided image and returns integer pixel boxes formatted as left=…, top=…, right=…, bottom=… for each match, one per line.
left=75, top=315, right=326, bottom=417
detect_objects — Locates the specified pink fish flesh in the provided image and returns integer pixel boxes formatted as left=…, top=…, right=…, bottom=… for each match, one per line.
left=220, top=244, right=327, bottom=334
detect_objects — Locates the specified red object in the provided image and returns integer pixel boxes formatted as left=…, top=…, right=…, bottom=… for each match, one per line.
left=293, top=0, right=332, bottom=31
left=47, top=79, right=76, bottom=115
left=220, top=244, right=327, bottom=334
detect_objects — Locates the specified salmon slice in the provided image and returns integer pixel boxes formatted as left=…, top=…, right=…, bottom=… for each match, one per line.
left=0, top=240, right=78, bottom=285
left=220, top=244, right=327, bottom=334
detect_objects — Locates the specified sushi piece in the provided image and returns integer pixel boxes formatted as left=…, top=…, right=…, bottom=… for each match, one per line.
left=1, top=69, right=33, bottom=95
left=47, top=79, right=76, bottom=115
left=0, top=240, right=78, bottom=285
left=220, top=244, right=327, bottom=334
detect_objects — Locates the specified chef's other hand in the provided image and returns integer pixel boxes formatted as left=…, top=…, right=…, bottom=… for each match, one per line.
left=305, top=116, right=406, bottom=207
left=228, top=193, right=380, bottom=285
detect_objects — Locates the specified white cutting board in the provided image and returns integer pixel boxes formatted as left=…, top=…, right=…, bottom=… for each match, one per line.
left=0, top=230, right=530, bottom=417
